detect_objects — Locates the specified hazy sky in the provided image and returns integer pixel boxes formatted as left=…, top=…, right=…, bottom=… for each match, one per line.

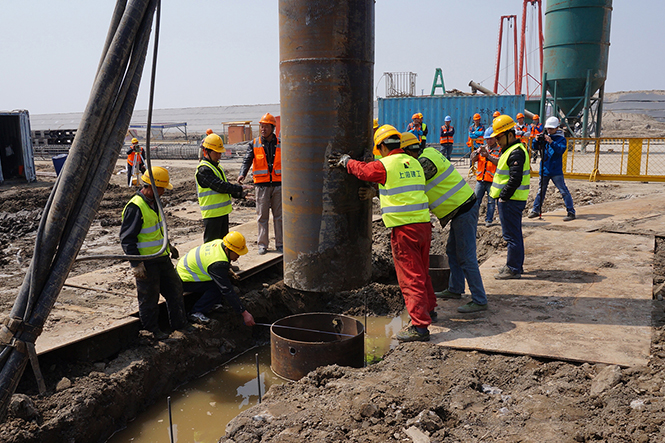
left=1, top=1, right=662, bottom=115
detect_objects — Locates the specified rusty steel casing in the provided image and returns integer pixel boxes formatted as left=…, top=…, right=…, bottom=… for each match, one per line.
left=270, top=313, right=365, bottom=381
left=279, top=0, right=374, bottom=292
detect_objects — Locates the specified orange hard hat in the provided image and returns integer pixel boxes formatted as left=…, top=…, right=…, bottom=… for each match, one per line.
left=533, top=114, right=540, bottom=120
left=206, top=128, right=213, bottom=135
left=516, top=113, right=524, bottom=119
left=260, top=113, right=277, bottom=126
left=493, top=111, right=500, bottom=118
left=473, top=113, right=481, bottom=121
left=412, top=113, right=419, bottom=120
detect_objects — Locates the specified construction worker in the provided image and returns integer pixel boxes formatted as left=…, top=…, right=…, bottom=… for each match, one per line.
left=401, top=133, right=488, bottom=314
left=120, top=167, right=190, bottom=339
left=177, top=231, right=256, bottom=326
left=515, top=113, right=530, bottom=147
left=493, top=111, right=501, bottom=119
left=329, top=125, right=434, bottom=342
left=199, top=128, right=213, bottom=161
left=467, top=113, right=485, bottom=166
left=439, top=115, right=455, bottom=160
left=126, top=138, right=145, bottom=187
left=527, top=116, right=576, bottom=221
left=471, top=127, right=500, bottom=227
left=238, top=113, right=282, bottom=255
left=489, top=115, right=530, bottom=280
left=406, top=113, right=424, bottom=145
left=197, top=132, right=247, bottom=243
left=529, top=115, right=544, bottom=163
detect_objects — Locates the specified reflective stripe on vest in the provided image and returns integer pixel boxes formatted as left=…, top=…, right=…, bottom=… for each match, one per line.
left=420, top=147, right=474, bottom=219
left=196, top=160, right=232, bottom=219
left=476, top=149, right=498, bottom=182
left=251, top=137, right=281, bottom=184
left=489, top=143, right=530, bottom=201
left=440, top=125, right=454, bottom=144
left=378, top=153, right=430, bottom=228
left=122, top=194, right=169, bottom=257
left=177, top=239, right=229, bottom=283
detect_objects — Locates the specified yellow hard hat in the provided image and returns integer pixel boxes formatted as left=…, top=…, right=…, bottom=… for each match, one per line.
left=400, top=132, right=420, bottom=150
left=141, top=166, right=173, bottom=190
left=202, top=133, right=225, bottom=153
left=131, top=138, right=139, bottom=144
left=223, top=231, right=248, bottom=255
left=373, top=124, right=401, bottom=156
left=491, top=115, right=516, bottom=137
left=373, top=118, right=379, bottom=130
left=260, top=113, right=277, bottom=126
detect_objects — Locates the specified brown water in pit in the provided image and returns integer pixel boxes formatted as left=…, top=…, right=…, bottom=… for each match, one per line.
left=106, top=313, right=409, bottom=443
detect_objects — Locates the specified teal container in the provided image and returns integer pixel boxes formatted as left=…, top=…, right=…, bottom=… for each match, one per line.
left=543, top=0, right=612, bottom=116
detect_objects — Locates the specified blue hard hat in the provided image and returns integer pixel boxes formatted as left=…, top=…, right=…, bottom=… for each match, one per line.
left=484, top=127, right=494, bottom=139
left=444, top=115, right=452, bottom=122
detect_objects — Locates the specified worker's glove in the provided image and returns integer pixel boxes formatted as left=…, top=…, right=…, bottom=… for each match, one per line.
left=170, top=245, right=179, bottom=260
left=358, top=186, right=377, bottom=200
left=132, top=262, right=148, bottom=280
left=241, top=310, right=256, bottom=326
left=328, top=153, right=351, bottom=169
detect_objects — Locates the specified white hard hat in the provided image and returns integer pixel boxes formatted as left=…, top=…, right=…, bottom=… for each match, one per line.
left=544, top=116, right=560, bottom=129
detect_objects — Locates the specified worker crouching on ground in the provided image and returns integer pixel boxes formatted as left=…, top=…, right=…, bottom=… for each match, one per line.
left=177, top=231, right=256, bottom=326
left=120, top=167, right=191, bottom=339
left=489, top=115, right=531, bottom=280
left=126, top=138, right=145, bottom=187
left=471, top=127, right=500, bottom=227
left=329, top=125, right=434, bottom=342
left=238, top=113, right=282, bottom=255
left=401, top=133, right=488, bottom=314
left=197, top=132, right=248, bottom=243
left=528, top=117, right=576, bottom=221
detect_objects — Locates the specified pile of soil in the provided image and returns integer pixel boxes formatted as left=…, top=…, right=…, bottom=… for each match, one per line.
left=0, top=155, right=664, bottom=442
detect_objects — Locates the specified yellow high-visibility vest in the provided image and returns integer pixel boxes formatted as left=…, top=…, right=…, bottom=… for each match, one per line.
left=420, top=147, right=473, bottom=219
left=490, top=143, right=530, bottom=201
left=177, top=239, right=228, bottom=282
left=122, top=194, right=169, bottom=256
left=378, top=153, right=430, bottom=228
left=196, top=160, right=232, bottom=219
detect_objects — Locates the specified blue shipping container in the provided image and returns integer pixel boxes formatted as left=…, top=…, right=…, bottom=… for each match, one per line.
left=378, top=95, right=526, bottom=157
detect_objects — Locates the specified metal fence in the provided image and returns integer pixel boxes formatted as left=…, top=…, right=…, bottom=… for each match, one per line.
left=530, top=137, right=665, bottom=182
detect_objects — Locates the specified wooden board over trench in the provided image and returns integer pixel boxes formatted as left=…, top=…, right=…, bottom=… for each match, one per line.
left=431, top=195, right=658, bottom=367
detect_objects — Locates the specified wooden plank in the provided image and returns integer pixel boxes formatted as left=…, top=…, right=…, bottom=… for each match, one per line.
left=430, top=230, right=653, bottom=367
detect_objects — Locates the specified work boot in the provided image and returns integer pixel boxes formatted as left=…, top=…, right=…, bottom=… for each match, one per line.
left=494, top=266, right=521, bottom=280
left=188, top=312, right=210, bottom=324
left=258, top=246, right=267, bottom=255
left=457, top=302, right=488, bottom=313
left=150, top=329, right=169, bottom=340
left=395, top=325, right=430, bottom=342
left=527, top=211, right=540, bottom=219
left=429, top=310, right=438, bottom=322
left=435, top=289, right=462, bottom=299
left=563, top=212, right=576, bottom=222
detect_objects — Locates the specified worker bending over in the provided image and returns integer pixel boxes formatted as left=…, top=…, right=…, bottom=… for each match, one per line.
left=120, top=167, right=190, bottom=339
left=197, top=132, right=247, bottom=243
left=489, top=115, right=530, bottom=280
left=401, top=133, right=488, bottom=314
left=177, top=231, right=255, bottom=326
left=329, top=125, right=434, bottom=342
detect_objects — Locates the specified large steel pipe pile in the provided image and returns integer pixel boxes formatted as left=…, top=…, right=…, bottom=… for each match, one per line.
left=279, top=0, right=374, bottom=292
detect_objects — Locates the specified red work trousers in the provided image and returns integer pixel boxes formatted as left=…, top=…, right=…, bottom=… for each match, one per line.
left=391, top=222, right=436, bottom=328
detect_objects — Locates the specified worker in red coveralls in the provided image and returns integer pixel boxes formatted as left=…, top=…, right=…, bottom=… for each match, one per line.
left=329, top=125, right=435, bottom=342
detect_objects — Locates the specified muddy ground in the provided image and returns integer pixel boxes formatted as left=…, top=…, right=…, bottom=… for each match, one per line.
left=0, top=147, right=663, bottom=442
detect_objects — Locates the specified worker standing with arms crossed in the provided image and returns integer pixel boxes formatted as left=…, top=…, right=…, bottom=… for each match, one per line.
left=489, top=115, right=530, bottom=280
left=238, top=113, right=282, bottom=255
left=329, top=125, right=434, bottom=342
left=178, top=231, right=256, bottom=326
left=471, top=128, right=500, bottom=227
left=197, top=132, right=247, bottom=242
left=120, top=167, right=190, bottom=339
left=401, top=133, right=488, bottom=314
left=439, top=115, right=454, bottom=160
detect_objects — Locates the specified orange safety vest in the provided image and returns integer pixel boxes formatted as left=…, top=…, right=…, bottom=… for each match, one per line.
left=251, top=137, right=281, bottom=184
left=475, top=149, right=499, bottom=182
left=439, top=125, right=454, bottom=144
left=127, top=149, right=143, bottom=166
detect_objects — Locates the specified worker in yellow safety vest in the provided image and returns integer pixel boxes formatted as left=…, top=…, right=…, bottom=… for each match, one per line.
left=329, top=125, right=434, bottom=343
left=177, top=231, right=256, bottom=326
left=197, top=132, right=248, bottom=243
left=401, top=132, right=488, bottom=314
left=120, top=167, right=190, bottom=339
left=489, top=115, right=530, bottom=280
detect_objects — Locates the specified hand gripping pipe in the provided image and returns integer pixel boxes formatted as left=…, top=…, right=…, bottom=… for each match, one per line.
left=0, top=0, right=159, bottom=419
